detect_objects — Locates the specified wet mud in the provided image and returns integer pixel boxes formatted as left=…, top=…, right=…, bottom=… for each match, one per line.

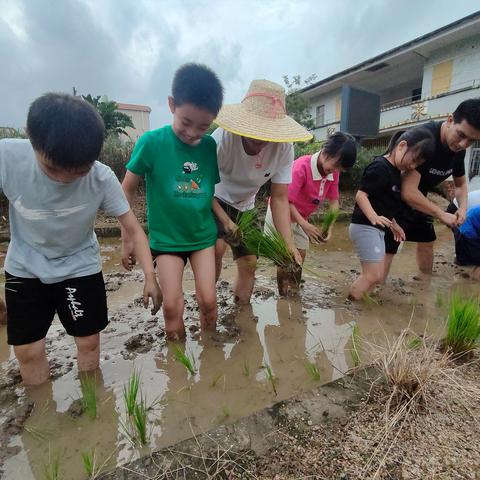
left=0, top=224, right=479, bottom=479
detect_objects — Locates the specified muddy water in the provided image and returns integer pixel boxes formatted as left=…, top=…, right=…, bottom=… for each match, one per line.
left=1, top=224, right=479, bottom=479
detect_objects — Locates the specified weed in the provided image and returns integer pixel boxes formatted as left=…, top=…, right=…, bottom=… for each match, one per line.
left=123, top=368, right=140, bottom=416
left=80, top=373, right=97, bottom=419
left=407, top=334, right=422, bottom=350
left=173, top=345, right=196, bottom=375
left=444, top=293, right=480, bottom=355
left=263, top=362, right=277, bottom=396
left=304, top=360, right=321, bottom=381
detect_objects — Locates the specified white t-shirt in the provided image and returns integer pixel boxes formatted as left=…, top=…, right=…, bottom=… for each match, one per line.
left=0, top=139, right=129, bottom=283
left=211, top=128, right=294, bottom=211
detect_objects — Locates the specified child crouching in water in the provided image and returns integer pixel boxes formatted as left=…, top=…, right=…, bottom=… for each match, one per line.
left=348, top=127, right=435, bottom=300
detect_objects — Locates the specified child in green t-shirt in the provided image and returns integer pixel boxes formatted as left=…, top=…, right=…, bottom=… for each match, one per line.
left=122, top=63, right=224, bottom=340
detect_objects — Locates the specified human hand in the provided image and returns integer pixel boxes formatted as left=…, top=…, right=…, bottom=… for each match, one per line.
left=301, top=222, right=323, bottom=244
left=323, top=227, right=333, bottom=242
left=121, top=238, right=136, bottom=271
left=223, top=219, right=240, bottom=246
left=390, top=222, right=406, bottom=242
left=455, top=207, right=467, bottom=226
left=369, top=215, right=392, bottom=228
left=438, top=211, right=458, bottom=228
left=143, top=273, right=162, bottom=315
left=290, top=245, right=303, bottom=266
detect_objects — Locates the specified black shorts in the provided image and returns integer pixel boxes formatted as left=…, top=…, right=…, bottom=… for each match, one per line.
left=454, top=229, right=480, bottom=266
left=5, top=271, right=108, bottom=346
left=214, top=198, right=260, bottom=260
left=150, top=248, right=194, bottom=266
left=384, top=213, right=436, bottom=254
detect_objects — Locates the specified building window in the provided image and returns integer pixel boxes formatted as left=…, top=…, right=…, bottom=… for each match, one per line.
left=411, top=87, right=422, bottom=101
left=469, top=141, right=480, bottom=180
left=315, top=105, right=325, bottom=127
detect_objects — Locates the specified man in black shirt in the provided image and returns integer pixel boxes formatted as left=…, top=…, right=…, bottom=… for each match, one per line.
left=384, top=98, right=480, bottom=274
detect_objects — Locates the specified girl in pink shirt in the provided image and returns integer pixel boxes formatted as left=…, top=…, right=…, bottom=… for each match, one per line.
left=265, top=132, right=357, bottom=295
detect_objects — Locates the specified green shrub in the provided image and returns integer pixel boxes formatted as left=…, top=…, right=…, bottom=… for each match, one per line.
left=0, top=127, right=27, bottom=139
left=340, top=145, right=384, bottom=191
left=98, top=135, right=134, bottom=181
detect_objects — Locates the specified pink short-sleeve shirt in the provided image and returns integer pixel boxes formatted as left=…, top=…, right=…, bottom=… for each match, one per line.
left=287, top=153, right=339, bottom=219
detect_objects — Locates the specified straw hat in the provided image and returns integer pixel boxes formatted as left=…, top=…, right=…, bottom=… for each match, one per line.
left=214, top=79, right=313, bottom=143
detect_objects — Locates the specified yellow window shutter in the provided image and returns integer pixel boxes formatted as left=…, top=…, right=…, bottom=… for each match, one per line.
left=431, top=60, right=453, bottom=96
left=335, top=96, right=341, bottom=121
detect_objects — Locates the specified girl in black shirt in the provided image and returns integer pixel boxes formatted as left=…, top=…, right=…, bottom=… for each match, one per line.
left=349, top=127, right=435, bottom=301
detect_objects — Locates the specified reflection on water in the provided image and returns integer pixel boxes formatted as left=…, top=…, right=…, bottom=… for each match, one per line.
left=1, top=224, right=480, bottom=478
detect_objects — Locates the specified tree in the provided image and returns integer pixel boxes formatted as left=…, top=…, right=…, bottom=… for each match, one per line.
left=283, top=74, right=317, bottom=131
left=82, top=94, right=134, bottom=137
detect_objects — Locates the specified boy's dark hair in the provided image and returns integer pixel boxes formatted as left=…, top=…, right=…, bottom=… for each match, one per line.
left=323, top=131, right=357, bottom=169
left=27, top=93, right=105, bottom=170
left=172, top=63, right=224, bottom=115
left=384, top=127, right=435, bottom=165
left=452, top=98, right=480, bottom=130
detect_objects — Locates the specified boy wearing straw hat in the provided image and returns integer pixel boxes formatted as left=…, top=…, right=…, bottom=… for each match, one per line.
left=211, top=79, right=312, bottom=303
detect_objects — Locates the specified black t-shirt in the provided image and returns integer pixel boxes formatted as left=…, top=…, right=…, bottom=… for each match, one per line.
left=416, top=121, right=465, bottom=195
left=351, top=156, right=402, bottom=229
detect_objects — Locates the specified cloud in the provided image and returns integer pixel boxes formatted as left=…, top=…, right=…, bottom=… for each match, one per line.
left=0, top=0, right=478, bottom=129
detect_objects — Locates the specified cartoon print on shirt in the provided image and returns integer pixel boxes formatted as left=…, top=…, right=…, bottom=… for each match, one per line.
left=175, top=162, right=205, bottom=196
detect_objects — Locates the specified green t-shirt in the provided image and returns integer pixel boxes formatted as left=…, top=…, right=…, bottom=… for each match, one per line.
left=127, top=125, right=220, bottom=251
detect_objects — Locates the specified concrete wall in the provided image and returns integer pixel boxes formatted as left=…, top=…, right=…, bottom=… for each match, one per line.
left=422, top=35, right=480, bottom=98
left=117, top=109, right=150, bottom=141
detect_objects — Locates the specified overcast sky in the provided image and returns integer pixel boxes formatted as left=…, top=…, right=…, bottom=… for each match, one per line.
left=1, top=0, right=479, bottom=129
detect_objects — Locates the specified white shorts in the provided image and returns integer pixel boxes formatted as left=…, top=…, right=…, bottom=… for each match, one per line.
left=264, top=204, right=310, bottom=250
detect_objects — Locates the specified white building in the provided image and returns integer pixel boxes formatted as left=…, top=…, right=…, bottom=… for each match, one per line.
left=300, top=11, right=480, bottom=189
left=116, top=102, right=151, bottom=141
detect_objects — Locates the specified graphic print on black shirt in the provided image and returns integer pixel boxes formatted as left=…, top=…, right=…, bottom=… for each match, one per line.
left=351, top=156, right=402, bottom=230
left=416, top=121, right=465, bottom=195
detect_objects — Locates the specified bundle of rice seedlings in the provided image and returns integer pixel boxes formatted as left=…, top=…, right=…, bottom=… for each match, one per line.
left=123, top=368, right=140, bottom=416
left=444, top=292, right=480, bottom=355
left=236, top=210, right=296, bottom=272
left=320, top=208, right=340, bottom=238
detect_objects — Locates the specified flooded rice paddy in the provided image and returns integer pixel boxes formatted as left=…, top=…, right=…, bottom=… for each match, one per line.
left=0, top=223, right=478, bottom=479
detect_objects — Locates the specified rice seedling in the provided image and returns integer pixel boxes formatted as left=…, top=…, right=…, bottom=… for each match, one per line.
left=444, top=292, right=480, bottom=355
left=43, top=452, right=60, bottom=480
left=24, top=425, right=50, bottom=441
left=242, top=360, right=250, bottom=377
left=304, top=360, right=321, bottom=381
left=81, top=447, right=117, bottom=479
left=210, top=373, right=225, bottom=388
left=221, top=406, right=231, bottom=419
left=120, top=394, right=150, bottom=446
left=362, top=293, right=380, bottom=306
left=435, top=291, right=445, bottom=309
left=80, top=373, right=97, bottom=419
left=173, top=344, right=196, bottom=375
left=123, top=368, right=140, bottom=416
left=263, top=362, right=277, bottom=396
left=132, top=396, right=149, bottom=445
left=320, top=208, right=340, bottom=238
left=407, top=334, right=422, bottom=350
left=350, top=324, right=361, bottom=367
left=81, top=448, right=97, bottom=478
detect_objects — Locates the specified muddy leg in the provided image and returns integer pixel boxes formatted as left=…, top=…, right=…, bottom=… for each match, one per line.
left=75, top=333, right=100, bottom=372
left=14, top=338, right=50, bottom=386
